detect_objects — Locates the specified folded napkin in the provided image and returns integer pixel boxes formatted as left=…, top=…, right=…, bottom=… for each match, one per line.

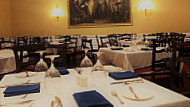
left=111, top=48, right=123, bottom=50
left=140, top=48, right=152, bottom=51
left=3, top=84, right=40, bottom=97
left=73, top=90, right=113, bottom=107
left=109, top=71, right=138, bottom=80
left=147, top=44, right=154, bottom=47
left=122, top=45, right=130, bottom=47
left=56, top=67, right=69, bottom=75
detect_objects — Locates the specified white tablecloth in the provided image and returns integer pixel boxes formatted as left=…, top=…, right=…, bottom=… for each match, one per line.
left=185, top=38, right=190, bottom=42
left=99, top=47, right=171, bottom=72
left=0, top=49, right=16, bottom=74
left=0, top=68, right=190, bottom=107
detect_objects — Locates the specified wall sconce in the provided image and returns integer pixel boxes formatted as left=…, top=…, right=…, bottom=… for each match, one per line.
left=52, top=5, right=63, bottom=21
left=139, top=0, right=153, bottom=16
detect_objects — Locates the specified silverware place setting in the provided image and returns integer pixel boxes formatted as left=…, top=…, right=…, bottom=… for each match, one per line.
left=110, top=78, right=144, bottom=85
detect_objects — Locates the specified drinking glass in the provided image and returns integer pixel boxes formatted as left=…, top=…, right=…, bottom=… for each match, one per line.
left=91, top=52, right=108, bottom=87
left=45, top=55, right=61, bottom=78
left=91, top=51, right=104, bottom=71
left=34, top=51, right=48, bottom=72
left=80, top=49, right=93, bottom=67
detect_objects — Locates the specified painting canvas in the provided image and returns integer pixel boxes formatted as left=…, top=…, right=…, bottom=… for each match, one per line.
left=69, top=0, right=132, bottom=28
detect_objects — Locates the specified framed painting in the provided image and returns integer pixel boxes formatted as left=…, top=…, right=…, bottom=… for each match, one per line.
left=68, top=0, right=133, bottom=28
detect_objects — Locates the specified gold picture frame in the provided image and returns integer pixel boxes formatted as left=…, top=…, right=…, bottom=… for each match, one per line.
left=68, top=0, right=133, bottom=28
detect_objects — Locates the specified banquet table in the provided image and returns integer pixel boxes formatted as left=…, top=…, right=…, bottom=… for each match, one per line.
left=99, top=46, right=172, bottom=72
left=0, top=49, right=16, bottom=74
left=0, top=68, right=190, bottom=107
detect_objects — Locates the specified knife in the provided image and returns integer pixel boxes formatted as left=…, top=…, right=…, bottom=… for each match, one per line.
left=0, top=100, right=34, bottom=106
left=110, top=79, right=143, bottom=85
left=129, top=86, right=139, bottom=99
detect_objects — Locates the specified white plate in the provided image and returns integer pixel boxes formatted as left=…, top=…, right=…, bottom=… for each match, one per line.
left=116, top=85, right=153, bottom=101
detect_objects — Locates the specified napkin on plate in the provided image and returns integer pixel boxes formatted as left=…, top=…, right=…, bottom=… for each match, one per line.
left=109, top=71, right=138, bottom=80
left=140, top=48, right=152, bottom=51
left=56, top=67, right=69, bottom=75
left=111, top=48, right=123, bottom=50
left=73, top=90, right=113, bottom=107
left=3, top=84, right=40, bottom=97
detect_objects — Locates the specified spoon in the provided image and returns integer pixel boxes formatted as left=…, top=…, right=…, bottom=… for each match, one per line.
left=111, top=90, right=124, bottom=104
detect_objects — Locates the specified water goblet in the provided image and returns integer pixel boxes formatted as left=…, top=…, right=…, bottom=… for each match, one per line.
left=80, top=49, right=93, bottom=67
left=45, top=55, right=61, bottom=78
left=34, top=51, right=48, bottom=72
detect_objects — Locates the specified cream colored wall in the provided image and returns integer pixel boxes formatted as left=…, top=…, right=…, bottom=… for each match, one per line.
left=10, top=0, right=190, bottom=36
left=0, top=0, right=12, bottom=37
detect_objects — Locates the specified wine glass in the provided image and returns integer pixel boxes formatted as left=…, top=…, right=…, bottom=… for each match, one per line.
left=34, top=51, right=48, bottom=72
left=80, top=49, right=93, bottom=67
left=91, top=51, right=105, bottom=71
left=91, top=51, right=108, bottom=87
left=45, top=55, right=61, bottom=78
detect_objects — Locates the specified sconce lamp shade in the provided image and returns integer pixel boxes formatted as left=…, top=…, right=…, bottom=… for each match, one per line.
left=52, top=5, right=63, bottom=21
left=139, top=0, right=153, bottom=16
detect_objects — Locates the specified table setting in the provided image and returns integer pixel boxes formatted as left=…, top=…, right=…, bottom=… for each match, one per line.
left=1, top=66, right=190, bottom=107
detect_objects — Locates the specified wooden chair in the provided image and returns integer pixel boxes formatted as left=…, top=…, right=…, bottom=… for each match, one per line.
left=16, top=37, right=28, bottom=46
left=46, top=44, right=67, bottom=68
left=119, top=34, right=133, bottom=41
left=81, top=38, right=97, bottom=64
left=170, top=41, right=190, bottom=92
left=137, top=39, right=172, bottom=87
left=0, top=38, right=15, bottom=49
left=66, top=37, right=78, bottom=67
left=13, top=44, right=46, bottom=72
left=100, top=36, right=109, bottom=47
left=108, top=34, right=119, bottom=47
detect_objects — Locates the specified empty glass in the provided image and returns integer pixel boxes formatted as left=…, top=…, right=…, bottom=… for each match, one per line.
left=91, top=52, right=108, bottom=87
left=80, top=49, right=93, bottom=67
left=91, top=52, right=105, bottom=71
left=45, top=55, right=61, bottom=78
left=35, top=51, right=48, bottom=72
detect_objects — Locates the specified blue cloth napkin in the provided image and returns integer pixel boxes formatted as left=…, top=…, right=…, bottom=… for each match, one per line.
left=122, top=45, right=130, bottom=47
left=147, top=44, right=154, bottom=47
left=73, top=90, right=113, bottom=107
left=111, top=48, right=123, bottom=50
left=3, top=84, right=40, bottom=97
left=56, top=67, right=69, bottom=75
left=141, top=48, right=152, bottom=51
left=109, top=71, right=138, bottom=80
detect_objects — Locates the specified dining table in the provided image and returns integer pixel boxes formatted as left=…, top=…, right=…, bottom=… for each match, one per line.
left=0, top=49, right=16, bottom=74
left=99, top=46, right=172, bottom=72
left=0, top=67, right=190, bottom=107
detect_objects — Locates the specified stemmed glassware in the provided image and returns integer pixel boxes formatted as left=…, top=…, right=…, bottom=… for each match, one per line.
left=91, top=51, right=104, bottom=71
left=34, top=51, right=48, bottom=72
left=91, top=51, right=108, bottom=87
left=45, top=55, right=61, bottom=78
left=80, top=49, right=93, bottom=67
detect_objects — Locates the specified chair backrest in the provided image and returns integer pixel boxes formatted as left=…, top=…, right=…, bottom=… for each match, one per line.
left=66, top=37, right=78, bottom=50
left=46, top=44, right=68, bottom=67
left=100, top=36, right=109, bottom=47
left=81, top=38, right=93, bottom=50
left=0, top=40, right=15, bottom=49
left=108, top=34, right=118, bottom=46
left=170, top=40, right=190, bottom=89
left=13, top=44, right=46, bottom=72
left=16, top=37, right=28, bottom=46
left=151, top=39, right=171, bottom=72
left=119, top=34, right=132, bottom=41
left=29, top=37, right=44, bottom=45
